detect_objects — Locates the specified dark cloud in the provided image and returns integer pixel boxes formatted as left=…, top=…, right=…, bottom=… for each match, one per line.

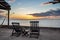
left=29, top=9, right=60, bottom=17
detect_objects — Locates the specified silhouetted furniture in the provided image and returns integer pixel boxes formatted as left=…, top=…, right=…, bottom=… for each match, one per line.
left=11, top=22, right=22, bottom=37
left=22, top=28, right=29, bottom=37
left=29, top=21, right=40, bottom=38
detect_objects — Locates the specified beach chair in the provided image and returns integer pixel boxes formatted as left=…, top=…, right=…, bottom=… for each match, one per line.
left=11, top=22, right=22, bottom=37
left=29, top=21, right=40, bottom=38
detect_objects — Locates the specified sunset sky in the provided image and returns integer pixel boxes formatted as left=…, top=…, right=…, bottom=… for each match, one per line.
left=0, top=0, right=60, bottom=19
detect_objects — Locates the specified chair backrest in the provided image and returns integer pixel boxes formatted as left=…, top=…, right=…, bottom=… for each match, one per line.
left=30, top=21, right=40, bottom=32
left=30, top=21, right=39, bottom=27
left=12, top=22, right=20, bottom=29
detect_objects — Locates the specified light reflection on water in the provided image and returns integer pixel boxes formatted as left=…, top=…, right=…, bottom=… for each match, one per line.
left=0, top=19, right=60, bottom=27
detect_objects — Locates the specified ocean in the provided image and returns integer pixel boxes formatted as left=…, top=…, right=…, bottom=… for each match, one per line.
left=0, top=19, right=60, bottom=28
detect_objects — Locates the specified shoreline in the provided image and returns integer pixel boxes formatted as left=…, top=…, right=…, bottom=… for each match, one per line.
left=0, top=25, right=60, bottom=29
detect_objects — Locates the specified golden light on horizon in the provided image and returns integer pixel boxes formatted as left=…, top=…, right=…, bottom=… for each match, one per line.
left=10, top=14, right=37, bottom=19
left=9, top=14, right=55, bottom=20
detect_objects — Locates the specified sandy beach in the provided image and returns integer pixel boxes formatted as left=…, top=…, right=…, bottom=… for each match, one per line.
left=0, top=27, right=60, bottom=40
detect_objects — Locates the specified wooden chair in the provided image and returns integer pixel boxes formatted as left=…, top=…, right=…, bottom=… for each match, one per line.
left=11, top=22, right=22, bottom=37
left=29, top=21, right=40, bottom=38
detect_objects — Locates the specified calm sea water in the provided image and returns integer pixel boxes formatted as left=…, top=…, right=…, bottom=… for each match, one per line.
left=0, top=19, right=60, bottom=27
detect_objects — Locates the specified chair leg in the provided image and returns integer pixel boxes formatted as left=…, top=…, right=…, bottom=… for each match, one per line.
left=11, top=33, right=13, bottom=36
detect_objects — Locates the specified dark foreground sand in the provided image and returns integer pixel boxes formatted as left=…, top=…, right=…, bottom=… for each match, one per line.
left=0, top=28, right=60, bottom=40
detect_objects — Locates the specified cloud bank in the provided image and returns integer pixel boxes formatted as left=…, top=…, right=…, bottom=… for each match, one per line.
left=29, top=9, right=60, bottom=17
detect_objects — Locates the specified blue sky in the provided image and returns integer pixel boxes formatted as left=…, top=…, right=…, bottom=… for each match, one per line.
left=1, top=0, right=59, bottom=19
left=6, top=0, right=60, bottom=14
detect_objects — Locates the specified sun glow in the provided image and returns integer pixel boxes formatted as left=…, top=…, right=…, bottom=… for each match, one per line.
left=10, top=14, right=36, bottom=20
